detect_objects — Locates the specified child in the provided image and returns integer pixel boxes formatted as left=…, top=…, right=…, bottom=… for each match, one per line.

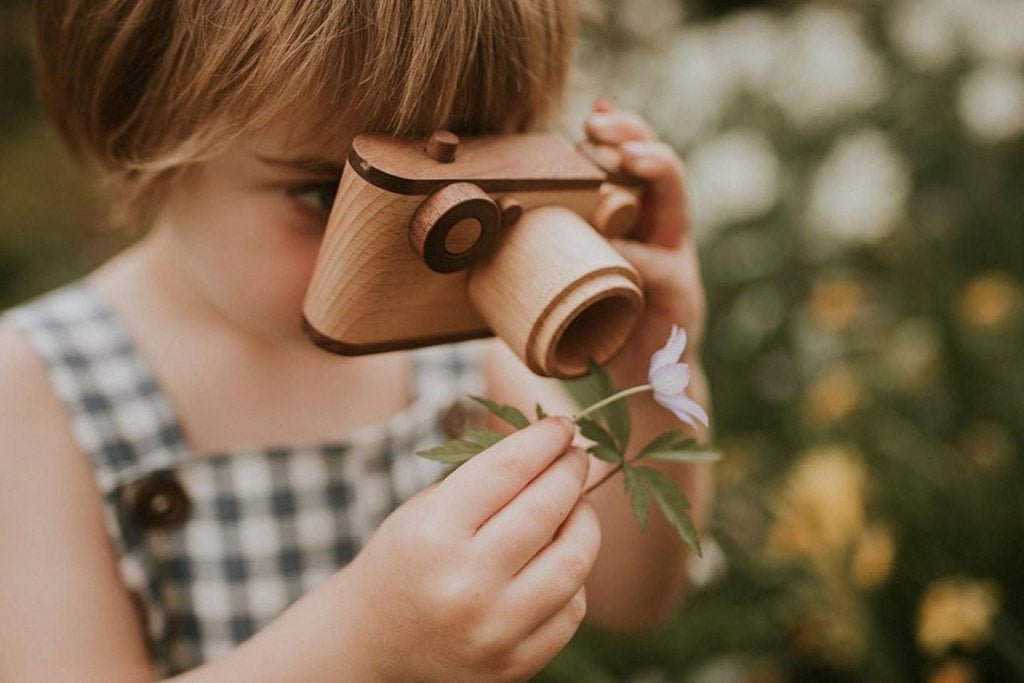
left=0, top=0, right=712, bottom=680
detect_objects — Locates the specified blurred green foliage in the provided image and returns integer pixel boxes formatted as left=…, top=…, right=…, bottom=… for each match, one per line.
left=550, top=1, right=1024, bottom=681
left=0, top=1, right=127, bottom=310
left=4, top=0, right=1024, bottom=681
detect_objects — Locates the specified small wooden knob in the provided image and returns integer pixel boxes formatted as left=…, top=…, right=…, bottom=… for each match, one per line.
left=409, top=182, right=500, bottom=273
left=590, top=184, right=641, bottom=238
left=426, top=130, right=459, bottom=163
left=498, top=196, right=523, bottom=228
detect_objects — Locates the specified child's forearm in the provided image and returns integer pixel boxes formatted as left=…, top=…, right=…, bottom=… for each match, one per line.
left=170, top=570, right=386, bottom=683
left=582, top=360, right=714, bottom=631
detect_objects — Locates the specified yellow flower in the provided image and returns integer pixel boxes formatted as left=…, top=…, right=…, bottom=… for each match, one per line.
left=928, top=659, right=978, bottom=683
left=957, top=271, right=1021, bottom=329
left=917, top=578, right=1001, bottom=656
left=851, top=524, right=896, bottom=590
left=787, top=607, right=866, bottom=668
left=886, top=319, right=942, bottom=391
left=809, top=279, right=864, bottom=332
left=768, top=445, right=867, bottom=558
left=743, top=661, right=783, bottom=683
left=716, top=433, right=768, bottom=490
left=804, top=366, right=867, bottom=426
left=959, top=421, right=1015, bottom=471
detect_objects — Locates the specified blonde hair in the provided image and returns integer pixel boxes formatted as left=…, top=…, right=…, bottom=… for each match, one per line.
left=34, top=0, right=577, bottom=223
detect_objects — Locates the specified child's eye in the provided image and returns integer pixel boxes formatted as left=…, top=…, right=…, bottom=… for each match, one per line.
left=287, top=180, right=340, bottom=215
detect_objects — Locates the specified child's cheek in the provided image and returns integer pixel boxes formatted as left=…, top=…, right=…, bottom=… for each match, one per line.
left=241, top=199, right=329, bottom=332
left=193, top=197, right=326, bottom=341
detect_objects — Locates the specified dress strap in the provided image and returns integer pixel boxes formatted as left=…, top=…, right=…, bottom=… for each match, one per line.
left=378, top=339, right=489, bottom=500
left=2, top=282, right=191, bottom=492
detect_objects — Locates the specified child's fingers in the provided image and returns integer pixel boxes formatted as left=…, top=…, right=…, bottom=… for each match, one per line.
left=620, top=140, right=691, bottom=248
left=585, top=110, right=654, bottom=146
left=503, top=500, right=600, bottom=637
left=512, top=585, right=588, bottom=675
left=474, top=447, right=589, bottom=572
left=607, top=238, right=685, bottom=294
left=437, top=417, right=575, bottom=530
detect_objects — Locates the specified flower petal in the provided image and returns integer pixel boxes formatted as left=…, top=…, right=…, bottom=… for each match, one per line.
left=654, top=393, right=700, bottom=429
left=648, top=325, right=688, bottom=377
left=654, top=391, right=710, bottom=429
left=650, top=363, right=691, bottom=396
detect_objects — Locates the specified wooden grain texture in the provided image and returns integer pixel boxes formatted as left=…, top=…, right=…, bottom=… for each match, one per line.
left=497, top=196, right=523, bottom=228
left=349, top=132, right=606, bottom=195
left=408, top=182, right=499, bottom=273
left=590, top=182, right=642, bottom=238
left=302, top=132, right=648, bottom=375
left=303, top=167, right=604, bottom=356
left=467, top=206, right=643, bottom=378
left=426, top=130, right=459, bottom=162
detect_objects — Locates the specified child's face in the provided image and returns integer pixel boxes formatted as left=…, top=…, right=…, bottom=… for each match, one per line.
left=158, top=123, right=354, bottom=344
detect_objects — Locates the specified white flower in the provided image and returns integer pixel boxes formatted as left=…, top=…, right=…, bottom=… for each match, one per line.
left=650, top=27, right=735, bottom=148
left=770, top=7, right=888, bottom=130
left=806, top=129, right=912, bottom=245
left=649, top=325, right=710, bottom=430
left=961, top=0, right=1024, bottom=66
left=687, top=130, right=781, bottom=239
left=957, top=66, right=1024, bottom=144
left=715, top=10, right=782, bottom=93
left=887, top=0, right=959, bottom=72
left=616, top=0, right=685, bottom=42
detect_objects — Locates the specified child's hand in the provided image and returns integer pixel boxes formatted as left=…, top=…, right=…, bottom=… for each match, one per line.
left=343, top=418, right=598, bottom=682
left=585, top=100, right=708, bottom=386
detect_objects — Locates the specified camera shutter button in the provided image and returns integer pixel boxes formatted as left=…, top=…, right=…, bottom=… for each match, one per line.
left=426, top=130, right=459, bottom=163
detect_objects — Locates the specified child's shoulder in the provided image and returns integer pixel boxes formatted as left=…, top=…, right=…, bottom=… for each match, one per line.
left=0, top=314, right=83, bottom=474
left=0, top=286, right=80, bottom=445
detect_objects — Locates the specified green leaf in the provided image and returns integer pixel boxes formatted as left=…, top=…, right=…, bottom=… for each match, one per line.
left=562, top=359, right=630, bottom=452
left=588, top=445, right=621, bottom=463
left=469, top=395, right=531, bottom=430
left=465, top=429, right=505, bottom=449
left=635, top=466, right=701, bottom=556
left=643, top=449, right=721, bottom=463
left=636, top=430, right=688, bottom=459
left=589, top=361, right=631, bottom=452
left=623, top=464, right=651, bottom=530
left=637, top=431, right=721, bottom=463
left=535, top=403, right=548, bottom=421
left=577, top=417, right=620, bottom=457
left=562, top=358, right=609, bottom=410
left=416, top=439, right=485, bottom=464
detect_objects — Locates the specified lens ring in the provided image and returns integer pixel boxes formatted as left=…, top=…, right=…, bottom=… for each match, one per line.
left=422, top=196, right=499, bottom=272
left=409, top=183, right=501, bottom=273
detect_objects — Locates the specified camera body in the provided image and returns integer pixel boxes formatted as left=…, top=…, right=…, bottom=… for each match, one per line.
left=302, top=130, right=644, bottom=378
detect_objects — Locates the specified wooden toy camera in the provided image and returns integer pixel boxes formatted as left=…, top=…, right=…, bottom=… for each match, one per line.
left=302, top=130, right=645, bottom=379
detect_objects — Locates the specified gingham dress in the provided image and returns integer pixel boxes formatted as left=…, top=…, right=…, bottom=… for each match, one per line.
left=2, top=282, right=486, bottom=676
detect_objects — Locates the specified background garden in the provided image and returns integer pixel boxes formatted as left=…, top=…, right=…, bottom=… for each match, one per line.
left=3, top=0, right=1023, bottom=681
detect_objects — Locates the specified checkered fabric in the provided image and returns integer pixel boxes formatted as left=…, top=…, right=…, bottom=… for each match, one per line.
left=2, top=282, right=486, bottom=676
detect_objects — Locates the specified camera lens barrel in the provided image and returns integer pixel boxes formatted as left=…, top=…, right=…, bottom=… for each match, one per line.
left=468, top=205, right=643, bottom=378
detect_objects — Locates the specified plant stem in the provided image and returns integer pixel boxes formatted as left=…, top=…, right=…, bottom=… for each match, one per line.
left=572, top=384, right=652, bottom=421
left=585, top=462, right=626, bottom=494
left=569, top=382, right=655, bottom=493
left=572, top=384, right=653, bottom=494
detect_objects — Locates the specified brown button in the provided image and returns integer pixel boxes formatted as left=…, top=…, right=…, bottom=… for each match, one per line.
left=442, top=400, right=468, bottom=439
left=132, top=476, right=191, bottom=529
